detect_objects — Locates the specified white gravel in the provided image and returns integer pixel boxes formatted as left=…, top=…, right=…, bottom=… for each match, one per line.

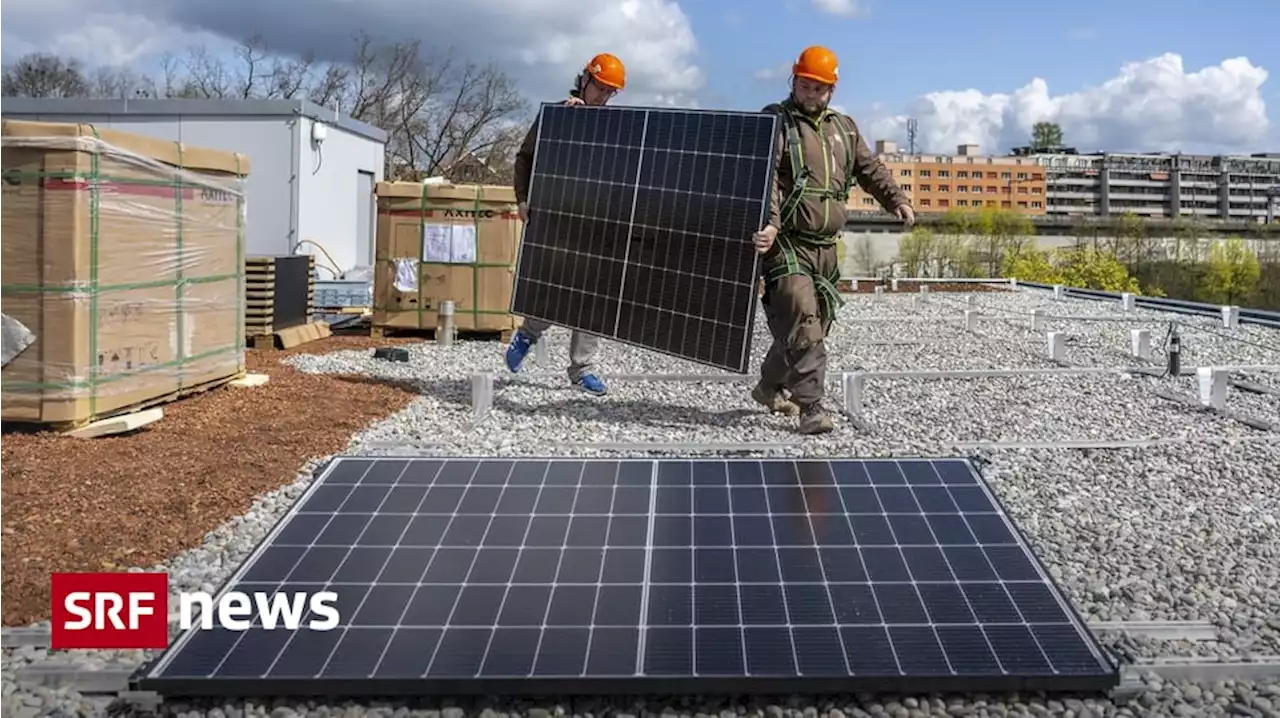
left=5, top=286, right=1279, bottom=718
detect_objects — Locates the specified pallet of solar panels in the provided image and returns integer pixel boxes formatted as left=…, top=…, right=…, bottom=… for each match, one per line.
left=244, top=254, right=317, bottom=349
left=0, top=119, right=250, bottom=433
left=370, top=180, right=522, bottom=343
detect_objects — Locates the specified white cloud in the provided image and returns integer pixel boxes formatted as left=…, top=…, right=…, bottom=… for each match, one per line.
left=811, top=0, right=868, bottom=17
left=753, top=63, right=792, bottom=82
left=0, top=0, right=705, bottom=107
left=865, top=53, right=1271, bottom=155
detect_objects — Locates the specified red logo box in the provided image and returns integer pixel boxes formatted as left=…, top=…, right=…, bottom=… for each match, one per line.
left=50, top=572, right=170, bottom=650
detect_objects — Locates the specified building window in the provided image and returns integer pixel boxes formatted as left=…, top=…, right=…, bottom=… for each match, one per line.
left=972, top=185, right=983, bottom=192
left=1017, top=172, right=1028, bottom=180
left=938, top=184, right=951, bottom=192
left=939, top=199, right=950, bottom=207
left=938, top=170, right=950, bottom=178
left=957, top=171, right=969, bottom=178
left=1001, top=201, right=1011, bottom=208
left=902, top=183, right=912, bottom=191
left=1017, top=186, right=1028, bottom=194
left=920, top=198, right=932, bottom=206
left=957, top=199, right=968, bottom=207
left=1032, top=187, right=1042, bottom=194
left=1017, top=201, right=1028, bottom=208
left=987, top=200, right=997, bottom=207
left=899, top=169, right=912, bottom=176
left=987, top=172, right=998, bottom=179
left=957, top=185, right=968, bottom=193
left=920, top=184, right=932, bottom=191
left=920, top=170, right=932, bottom=178
left=1032, top=173, right=1044, bottom=180
left=1031, top=201, right=1043, bottom=208
left=987, top=186, right=998, bottom=193
left=1001, top=172, right=1012, bottom=179
left=863, top=198, right=876, bottom=206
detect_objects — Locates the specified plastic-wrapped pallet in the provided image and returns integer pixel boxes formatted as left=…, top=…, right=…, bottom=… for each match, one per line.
left=0, top=120, right=250, bottom=426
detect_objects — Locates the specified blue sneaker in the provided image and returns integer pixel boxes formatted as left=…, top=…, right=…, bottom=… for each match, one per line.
left=505, top=329, right=535, bottom=373
left=573, top=373, right=608, bottom=396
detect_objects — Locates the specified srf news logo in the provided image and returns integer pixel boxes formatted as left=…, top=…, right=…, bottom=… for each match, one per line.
left=50, top=572, right=340, bottom=650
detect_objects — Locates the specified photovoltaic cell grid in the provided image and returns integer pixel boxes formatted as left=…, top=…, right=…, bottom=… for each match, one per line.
left=138, top=457, right=1119, bottom=697
left=509, top=105, right=778, bottom=373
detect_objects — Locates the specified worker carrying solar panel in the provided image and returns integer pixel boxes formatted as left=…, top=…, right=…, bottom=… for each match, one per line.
left=505, top=53, right=628, bottom=397
left=751, top=46, right=916, bottom=435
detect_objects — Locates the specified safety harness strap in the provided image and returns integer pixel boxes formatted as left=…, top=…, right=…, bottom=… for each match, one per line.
left=764, top=235, right=845, bottom=325
left=774, top=108, right=857, bottom=231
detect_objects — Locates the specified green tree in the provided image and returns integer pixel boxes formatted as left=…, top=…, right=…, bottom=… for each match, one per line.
left=897, top=227, right=937, bottom=277
left=1059, top=247, right=1141, bottom=293
left=1199, top=237, right=1262, bottom=305
left=1003, top=246, right=1064, bottom=284
left=1031, top=122, right=1064, bottom=150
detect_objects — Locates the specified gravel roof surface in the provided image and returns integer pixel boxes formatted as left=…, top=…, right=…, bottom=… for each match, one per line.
left=4, top=286, right=1278, bottom=718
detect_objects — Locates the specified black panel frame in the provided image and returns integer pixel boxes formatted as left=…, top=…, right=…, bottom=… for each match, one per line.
left=509, top=104, right=779, bottom=374
left=132, top=455, right=1120, bottom=699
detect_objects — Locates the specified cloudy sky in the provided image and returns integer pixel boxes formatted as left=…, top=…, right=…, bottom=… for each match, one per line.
left=1, top=0, right=1275, bottom=155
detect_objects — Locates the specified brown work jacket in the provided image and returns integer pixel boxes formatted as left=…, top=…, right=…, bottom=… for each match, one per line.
left=763, top=99, right=909, bottom=239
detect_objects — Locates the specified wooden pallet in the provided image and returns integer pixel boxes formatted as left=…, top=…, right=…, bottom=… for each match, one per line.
left=2, top=371, right=245, bottom=434
left=248, top=321, right=333, bottom=351
left=371, top=326, right=514, bottom=343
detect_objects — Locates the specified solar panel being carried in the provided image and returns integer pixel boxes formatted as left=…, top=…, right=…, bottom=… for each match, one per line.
left=509, top=105, right=778, bottom=374
left=136, top=457, right=1119, bottom=698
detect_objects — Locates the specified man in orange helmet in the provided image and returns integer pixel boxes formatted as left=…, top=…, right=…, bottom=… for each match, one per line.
left=506, top=53, right=627, bottom=396
left=752, top=46, right=914, bottom=434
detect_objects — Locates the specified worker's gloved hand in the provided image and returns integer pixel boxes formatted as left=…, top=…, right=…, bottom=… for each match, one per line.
left=565, top=96, right=585, bottom=106
left=518, top=202, right=529, bottom=223
left=752, top=225, right=778, bottom=255
left=895, top=203, right=916, bottom=228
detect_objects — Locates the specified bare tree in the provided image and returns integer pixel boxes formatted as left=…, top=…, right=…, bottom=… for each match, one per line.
left=2, top=53, right=91, bottom=98
left=0, top=33, right=531, bottom=182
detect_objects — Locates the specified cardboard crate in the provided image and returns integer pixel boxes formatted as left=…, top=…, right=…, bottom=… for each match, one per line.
left=372, top=181, right=522, bottom=334
left=1, top=120, right=249, bottom=425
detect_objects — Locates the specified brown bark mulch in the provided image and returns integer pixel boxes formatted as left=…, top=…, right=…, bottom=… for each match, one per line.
left=0, top=336, right=421, bottom=627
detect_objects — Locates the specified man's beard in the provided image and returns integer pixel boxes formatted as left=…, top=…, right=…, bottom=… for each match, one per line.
left=793, top=95, right=827, bottom=116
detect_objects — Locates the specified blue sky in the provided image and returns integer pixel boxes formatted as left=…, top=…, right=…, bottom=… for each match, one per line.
left=687, top=0, right=1276, bottom=125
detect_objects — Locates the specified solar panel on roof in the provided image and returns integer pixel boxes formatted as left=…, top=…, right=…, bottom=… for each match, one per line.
left=509, top=105, right=778, bottom=373
left=135, top=457, right=1119, bottom=698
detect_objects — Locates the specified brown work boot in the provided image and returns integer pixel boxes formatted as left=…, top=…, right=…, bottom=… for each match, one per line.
left=797, top=403, right=835, bottom=435
left=752, top=382, right=800, bottom=416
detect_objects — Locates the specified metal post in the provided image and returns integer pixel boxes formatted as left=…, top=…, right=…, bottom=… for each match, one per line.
left=964, top=310, right=976, bottom=331
left=1031, top=308, right=1045, bottom=331
left=1120, top=293, right=1136, bottom=312
left=1053, top=285, right=1065, bottom=301
left=873, top=285, right=884, bottom=298
left=842, top=372, right=865, bottom=420
left=1130, top=329, right=1151, bottom=360
left=1197, top=367, right=1227, bottom=410
left=437, top=300, right=456, bottom=347
left=471, top=372, right=494, bottom=418
left=1046, top=332, right=1066, bottom=362
left=966, top=294, right=977, bottom=307
left=1222, top=306, right=1240, bottom=329
left=891, top=278, right=899, bottom=292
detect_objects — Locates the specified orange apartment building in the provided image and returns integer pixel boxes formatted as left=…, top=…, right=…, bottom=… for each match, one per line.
left=848, top=141, right=1048, bottom=215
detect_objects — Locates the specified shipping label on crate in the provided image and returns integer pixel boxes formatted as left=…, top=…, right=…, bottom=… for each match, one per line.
left=422, top=223, right=477, bottom=264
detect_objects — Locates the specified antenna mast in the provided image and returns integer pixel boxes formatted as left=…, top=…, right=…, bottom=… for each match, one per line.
left=906, top=118, right=919, bottom=154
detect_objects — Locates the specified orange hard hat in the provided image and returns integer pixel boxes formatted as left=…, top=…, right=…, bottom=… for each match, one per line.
left=585, top=53, right=626, bottom=90
left=793, top=46, right=839, bottom=86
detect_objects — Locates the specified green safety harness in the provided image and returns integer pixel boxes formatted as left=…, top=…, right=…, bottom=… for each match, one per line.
left=764, top=103, right=856, bottom=324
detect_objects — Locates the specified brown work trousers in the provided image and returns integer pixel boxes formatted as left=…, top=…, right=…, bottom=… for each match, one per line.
left=758, top=242, right=839, bottom=406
